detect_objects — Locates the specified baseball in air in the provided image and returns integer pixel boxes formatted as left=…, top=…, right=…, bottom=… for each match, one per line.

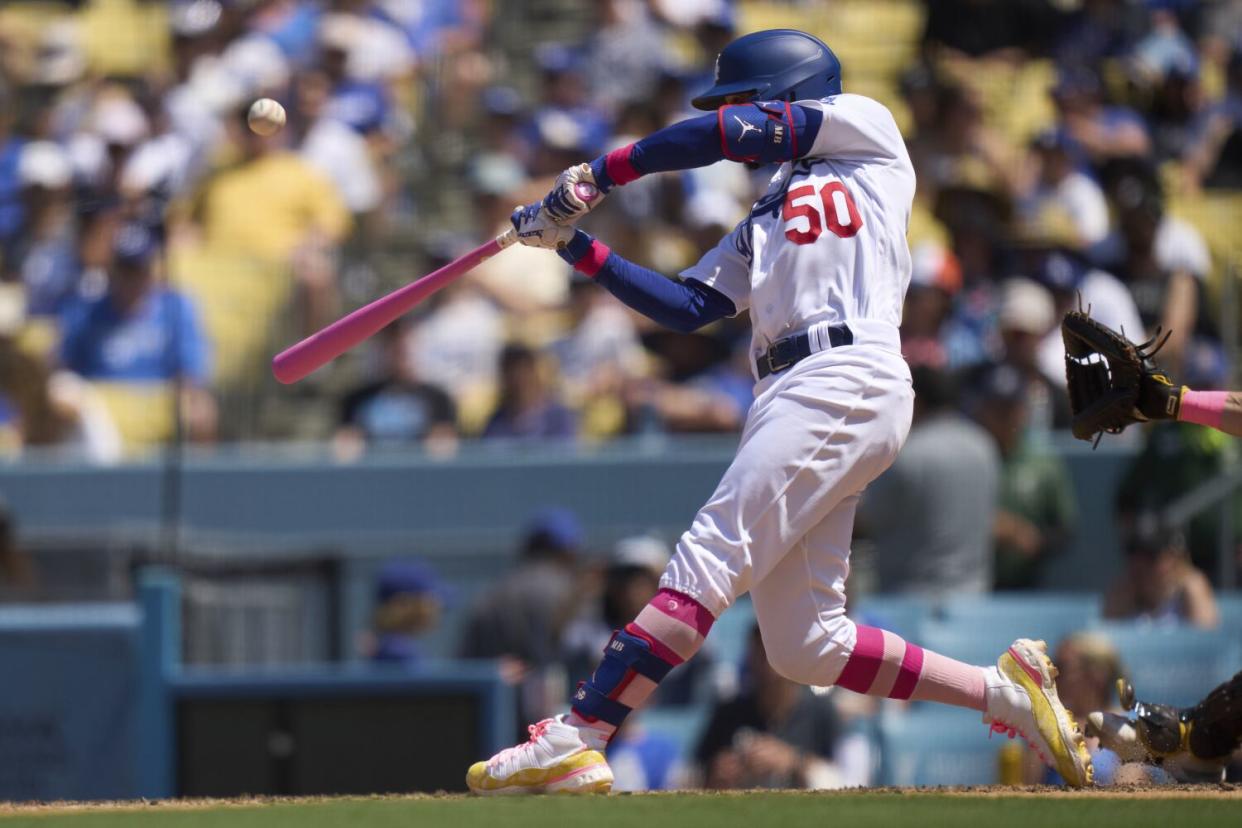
left=247, top=98, right=286, bottom=136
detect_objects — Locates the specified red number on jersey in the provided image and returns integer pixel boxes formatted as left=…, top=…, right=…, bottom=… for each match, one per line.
left=781, top=180, right=863, bottom=244
left=821, top=181, right=863, bottom=238
left=781, top=184, right=821, bottom=245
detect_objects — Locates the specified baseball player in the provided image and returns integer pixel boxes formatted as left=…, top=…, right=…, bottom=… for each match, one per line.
left=467, top=29, right=1092, bottom=794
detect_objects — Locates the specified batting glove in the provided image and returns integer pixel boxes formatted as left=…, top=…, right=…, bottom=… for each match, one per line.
left=511, top=202, right=575, bottom=250
left=543, top=163, right=602, bottom=224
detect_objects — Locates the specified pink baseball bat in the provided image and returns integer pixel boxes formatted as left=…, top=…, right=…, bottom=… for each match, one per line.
left=271, top=230, right=515, bottom=383
left=272, top=183, right=598, bottom=384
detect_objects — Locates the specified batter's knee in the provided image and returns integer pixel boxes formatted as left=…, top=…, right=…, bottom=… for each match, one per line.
left=757, top=613, right=856, bottom=687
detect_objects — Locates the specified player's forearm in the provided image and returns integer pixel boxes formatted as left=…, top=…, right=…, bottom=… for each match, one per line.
left=1178, top=390, right=1242, bottom=437
left=556, top=230, right=735, bottom=333
left=588, top=103, right=823, bottom=191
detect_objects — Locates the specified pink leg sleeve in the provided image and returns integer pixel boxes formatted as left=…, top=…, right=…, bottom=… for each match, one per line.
left=835, top=624, right=986, bottom=711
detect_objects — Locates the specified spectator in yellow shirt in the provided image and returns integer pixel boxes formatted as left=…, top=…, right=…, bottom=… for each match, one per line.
left=188, top=107, right=351, bottom=331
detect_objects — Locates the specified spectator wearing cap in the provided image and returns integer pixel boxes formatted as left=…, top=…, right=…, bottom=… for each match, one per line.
left=1131, top=8, right=1202, bottom=164
left=1018, top=129, right=1110, bottom=248
left=971, top=362, right=1077, bottom=591
left=990, top=277, right=1071, bottom=433
left=521, top=44, right=612, bottom=177
left=11, top=141, right=80, bottom=316
left=1052, top=0, right=1149, bottom=69
left=1090, top=165, right=1211, bottom=286
left=59, top=222, right=216, bottom=441
left=369, top=560, right=449, bottom=664
left=67, top=92, right=152, bottom=208
left=1102, top=172, right=1215, bottom=375
left=1103, top=521, right=1218, bottom=628
left=1050, top=66, right=1151, bottom=167
left=460, top=507, right=586, bottom=726
left=860, top=365, right=999, bottom=597
left=461, top=507, right=585, bottom=667
left=296, top=68, right=385, bottom=219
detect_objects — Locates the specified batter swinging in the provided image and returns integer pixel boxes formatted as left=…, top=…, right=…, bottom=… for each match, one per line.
left=467, top=29, right=1093, bottom=793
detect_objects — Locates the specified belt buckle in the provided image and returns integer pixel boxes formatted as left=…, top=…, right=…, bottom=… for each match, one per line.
left=765, top=337, right=797, bottom=375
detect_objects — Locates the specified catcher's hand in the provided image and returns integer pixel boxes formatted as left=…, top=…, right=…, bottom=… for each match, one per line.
left=1085, top=679, right=1228, bottom=783
left=1061, top=309, right=1185, bottom=443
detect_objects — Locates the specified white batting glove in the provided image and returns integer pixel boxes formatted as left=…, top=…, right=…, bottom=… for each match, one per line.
left=510, top=202, right=575, bottom=249
left=542, top=163, right=602, bottom=224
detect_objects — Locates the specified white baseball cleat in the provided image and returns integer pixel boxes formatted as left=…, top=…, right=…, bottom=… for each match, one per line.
left=466, top=716, right=613, bottom=795
left=984, top=638, right=1094, bottom=787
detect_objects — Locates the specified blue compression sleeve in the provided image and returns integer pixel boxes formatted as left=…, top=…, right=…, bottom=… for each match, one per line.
left=590, top=102, right=823, bottom=190
left=557, top=230, right=735, bottom=333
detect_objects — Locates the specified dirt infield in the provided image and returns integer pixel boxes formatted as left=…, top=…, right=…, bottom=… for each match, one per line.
left=1, top=784, right=1238, bottom=817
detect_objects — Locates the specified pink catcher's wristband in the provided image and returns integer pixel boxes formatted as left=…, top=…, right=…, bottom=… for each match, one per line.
left=1178, top=390, right=1228, bottom=430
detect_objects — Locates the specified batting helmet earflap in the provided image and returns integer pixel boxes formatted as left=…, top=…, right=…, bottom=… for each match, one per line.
left=692, top=29, right=842, bottom=111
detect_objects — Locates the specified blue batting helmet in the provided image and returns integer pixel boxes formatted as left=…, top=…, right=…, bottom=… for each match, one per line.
left=692, top=29, right=842, bottom=111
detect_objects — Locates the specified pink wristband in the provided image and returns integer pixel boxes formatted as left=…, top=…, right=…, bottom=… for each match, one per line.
left=574, top=239, right=611, bottom=277
left=1178, top=390, right=1228, bottom=430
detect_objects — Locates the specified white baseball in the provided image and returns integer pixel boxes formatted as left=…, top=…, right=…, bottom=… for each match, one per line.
left=247, top=98, right=286, bottom=136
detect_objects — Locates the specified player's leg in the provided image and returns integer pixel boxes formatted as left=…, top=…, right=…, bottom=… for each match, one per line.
left=748, top=496, right=1094, bottom=787
left=466, top=349, right=906, bottom=794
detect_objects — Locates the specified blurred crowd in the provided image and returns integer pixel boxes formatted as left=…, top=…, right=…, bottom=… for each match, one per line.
left=0, top=0, right=1234, bottom=461
left=0, top=4, right=1237, bottom=571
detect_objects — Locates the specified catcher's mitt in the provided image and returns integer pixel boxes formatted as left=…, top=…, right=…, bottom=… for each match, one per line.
left=1060, top=309, right=1183, bottom=444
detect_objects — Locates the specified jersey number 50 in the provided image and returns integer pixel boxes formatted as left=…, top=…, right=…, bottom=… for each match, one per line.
left=782, top=182, right=863, bottom=244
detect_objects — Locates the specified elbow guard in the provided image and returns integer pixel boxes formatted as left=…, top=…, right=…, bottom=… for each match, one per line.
left=718, top=101, right=809, bottom=164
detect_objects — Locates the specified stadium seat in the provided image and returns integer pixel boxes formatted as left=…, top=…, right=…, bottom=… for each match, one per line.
left=92, top=381, right=175, bottom=451
left=1216, top=592, right=1242, bottom=633
left=706, top=596, right=755, bottom=673
left=635, top=705, right=710, bottom=763
left=877, top=705, right=999, bottom=786
left=938, top=593, right=1102, bottom=650
left=1091, top=623, right=1241, bottom=707
left=854, top=593, right=936, bottom=641
left=917, top=620, right=1012, bottom=669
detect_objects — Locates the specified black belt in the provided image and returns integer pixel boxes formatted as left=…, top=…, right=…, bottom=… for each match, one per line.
left=756, top=324, right=853, bottom=379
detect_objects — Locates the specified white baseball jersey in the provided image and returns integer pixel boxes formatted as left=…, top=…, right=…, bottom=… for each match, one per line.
left=682, top=94, right=916, bottom=363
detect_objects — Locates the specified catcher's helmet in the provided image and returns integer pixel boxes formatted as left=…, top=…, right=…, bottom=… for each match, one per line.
left=692, top=29, right=842, bottom=111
